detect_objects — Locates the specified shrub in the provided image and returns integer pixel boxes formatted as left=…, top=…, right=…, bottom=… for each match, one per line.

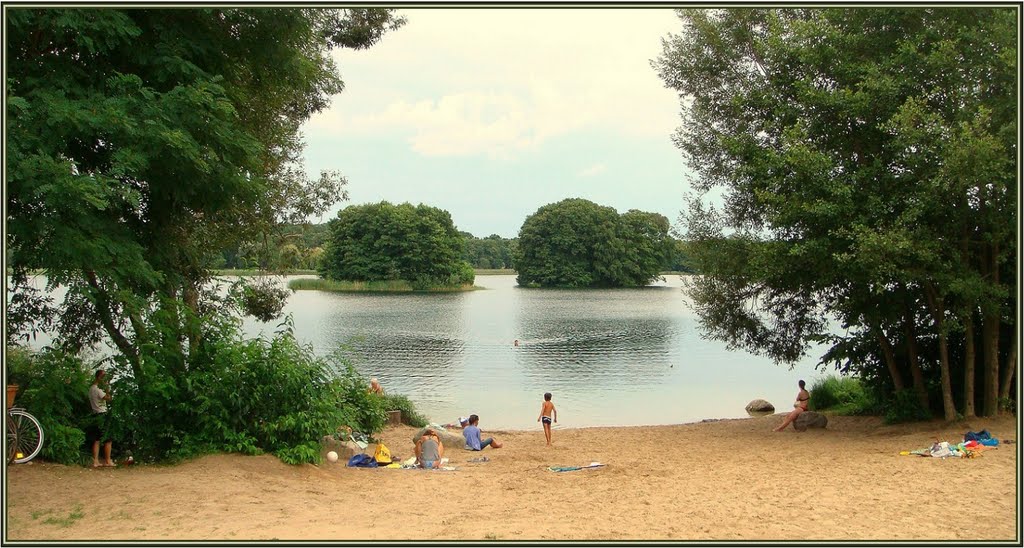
left=883, top=388, right=933, bottom=424
left=809, top=375, right=879, bottom=416
left=5, top=346, right=95, bottom=464
left=380, top=393, right=428, bottom=428
left=106, top=316, right=390, bottom=465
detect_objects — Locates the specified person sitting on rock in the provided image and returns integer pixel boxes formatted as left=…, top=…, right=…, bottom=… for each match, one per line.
left=774, top=379, right=810, bottom=432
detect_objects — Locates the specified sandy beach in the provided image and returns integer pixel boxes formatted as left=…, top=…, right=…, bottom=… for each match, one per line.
left=4, top=413, right=1019, bottom=542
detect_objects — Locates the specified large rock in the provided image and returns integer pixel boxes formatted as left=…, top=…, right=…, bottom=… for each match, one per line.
left=793, top=411, right=828, bottom=432
left=412, top=426, right=468, bottom=450
left=745, top=399, right=775, bottom=413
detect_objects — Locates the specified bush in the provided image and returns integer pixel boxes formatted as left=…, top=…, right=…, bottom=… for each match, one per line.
left=883, top=388, right=933, bottom=424
left=106, top=316, right=390, bottom=465
left=5, top=346, right=94, bottom=464
left=809, top=375, right=879, bottom=416
left=380, top=393, right=428, bottom=428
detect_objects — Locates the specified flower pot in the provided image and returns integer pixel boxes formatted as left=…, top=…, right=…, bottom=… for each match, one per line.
left=6, top=384, right=18, bottom=408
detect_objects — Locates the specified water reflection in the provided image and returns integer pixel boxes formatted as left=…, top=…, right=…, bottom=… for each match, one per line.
left=18, top=274, right=827, bottom=430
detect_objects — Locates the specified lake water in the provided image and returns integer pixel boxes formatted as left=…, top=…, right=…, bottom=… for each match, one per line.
left=14, top=274, right=829, bottom=430
left=241, top=275, right=827, bottom=430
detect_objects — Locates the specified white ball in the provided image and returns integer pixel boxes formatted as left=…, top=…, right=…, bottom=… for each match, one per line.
left=326, top=451, right=339, bottom=463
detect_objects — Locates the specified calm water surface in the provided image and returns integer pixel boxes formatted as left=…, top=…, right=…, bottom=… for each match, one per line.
left=242, top=275, right=827, bottom=430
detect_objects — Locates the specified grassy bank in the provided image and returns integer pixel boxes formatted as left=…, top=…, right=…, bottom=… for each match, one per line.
left=214, top=269, right=318, bottom=276
left=288, top=278, right=479, bottom=293
left=474, top=268, right=516, bottom=275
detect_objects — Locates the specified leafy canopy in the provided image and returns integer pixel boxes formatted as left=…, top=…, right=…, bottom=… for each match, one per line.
left=514, top=198, right=673, bottom=288
left=319, top=201, right=475, bottom=289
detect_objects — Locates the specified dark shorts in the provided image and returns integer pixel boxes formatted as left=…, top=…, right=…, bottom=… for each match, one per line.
left=84, top=413, right=112, bottom=443
left=541, top=416, right=553, bottom=425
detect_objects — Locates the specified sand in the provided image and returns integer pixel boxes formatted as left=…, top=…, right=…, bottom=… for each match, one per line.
left=4, top=413, right=1019, bottom=542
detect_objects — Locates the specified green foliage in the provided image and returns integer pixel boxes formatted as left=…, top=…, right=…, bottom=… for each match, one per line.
left=380, top=393, right=429, bottom=428
left=884, top=389, right=934, bottom=424
left=514, top=199, right=673, bottom=288
left=319, top=201, right=475, bottom=288
left=461, top=233, right=517, bottom=269
left=6, top=7, right=404, bottom=378
left=234, top=277, right=291, bottom=322
left=100, top=316, right=389, bottom=464
left=655, top=8, right=1016, bottom=415
left=5, top=346, right=94, bottom=464
left=288, top=278, right=477, bottom=293
left=809, top=376, right=879, bottom=416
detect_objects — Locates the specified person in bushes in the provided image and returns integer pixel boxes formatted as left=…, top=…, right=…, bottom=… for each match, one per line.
left=368, top=378, right=384, bottom=396
left=87, top=369, right=115, bottom=467
left=774, top=379, right=810, bottom=432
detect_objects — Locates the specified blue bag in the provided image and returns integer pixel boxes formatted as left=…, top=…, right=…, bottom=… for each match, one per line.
left=347, top=453, right=378, bottom=468
left=964, top=430, right=992, bottom=442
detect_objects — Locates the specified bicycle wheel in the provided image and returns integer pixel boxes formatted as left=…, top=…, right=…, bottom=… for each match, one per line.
left=9, top=409, right=44, bottom=464
left=6, top=414, right=17, bottom=464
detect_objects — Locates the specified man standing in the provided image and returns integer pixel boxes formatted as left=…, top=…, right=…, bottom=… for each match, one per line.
left=462, top=414, right=503, bottom=451
left=88, top=369, right=114, bottom=468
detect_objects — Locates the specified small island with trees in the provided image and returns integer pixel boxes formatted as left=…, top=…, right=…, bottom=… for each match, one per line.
left=292, top=201, right=477, bottom=292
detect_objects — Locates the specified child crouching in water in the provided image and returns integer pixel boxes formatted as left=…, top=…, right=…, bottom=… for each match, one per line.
left=537, top=392, right=557, bottom=446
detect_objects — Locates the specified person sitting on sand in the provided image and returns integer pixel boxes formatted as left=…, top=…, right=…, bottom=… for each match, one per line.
left=774, top=379, right=810, bottom=432
left=415, top=428, right=444, bottom=469
left=463, top=414, right=503, bottom=450
left=442, top=417, right=470, bottom=429
left=368, top=378, right=384, bottom=396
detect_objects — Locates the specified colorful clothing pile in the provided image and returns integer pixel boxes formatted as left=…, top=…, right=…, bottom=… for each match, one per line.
left=901, top=431, right=1000, bottom=459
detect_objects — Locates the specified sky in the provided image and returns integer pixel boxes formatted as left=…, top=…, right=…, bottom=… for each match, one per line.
left=301, top=8, right=693, bottom=239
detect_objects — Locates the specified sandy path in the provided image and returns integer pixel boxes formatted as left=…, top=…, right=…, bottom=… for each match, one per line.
left=4, top=413, right=1019, bottom=542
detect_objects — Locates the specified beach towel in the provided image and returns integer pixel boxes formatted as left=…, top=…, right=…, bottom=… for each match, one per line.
left=349, top=432, right=369, bottom=450
left=547, top=462, right=605, bottom=472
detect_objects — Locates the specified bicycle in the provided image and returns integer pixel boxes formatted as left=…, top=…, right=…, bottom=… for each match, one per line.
left=7, top=401, right=45, bottom=465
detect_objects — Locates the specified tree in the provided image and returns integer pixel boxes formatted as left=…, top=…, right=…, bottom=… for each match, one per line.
left=318, top=202, right=475, bottom=288
left=654, top=8, right=1016, bottom=419
left=461, top=233, right=517, bottom=269
left=6, top=8, right=405, bottom=375
left=514, top=199, right=672, bottom=288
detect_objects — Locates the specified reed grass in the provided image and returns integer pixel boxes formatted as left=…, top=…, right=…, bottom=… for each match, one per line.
left=474, top=268, right=516, bottom=275
left=288, top=278, right=479, bottom=293
left=214, top=269, right=317, bottom=276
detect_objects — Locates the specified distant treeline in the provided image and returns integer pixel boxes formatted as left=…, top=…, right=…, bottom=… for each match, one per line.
left=215, top=222, right=694, bottom=274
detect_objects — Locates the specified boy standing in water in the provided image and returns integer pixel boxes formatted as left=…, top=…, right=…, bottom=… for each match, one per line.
left=537, top=392, right=557, bottom=446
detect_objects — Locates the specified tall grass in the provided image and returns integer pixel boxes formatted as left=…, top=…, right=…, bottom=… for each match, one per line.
left=214, top=269, right=317, bottom=276
left=809, top=375, right=879, bottom=416
left=289, top=278, right=478, bottom=293
left=474, top=268, right=516, bottom=275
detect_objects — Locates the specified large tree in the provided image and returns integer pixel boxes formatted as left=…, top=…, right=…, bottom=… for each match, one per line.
left=6, top=8, right=405, bottom=376
left=318, top=201, right=475, bottom=288
left=654, top=8, right=1016, bottom=418
left=514, top=198, right=673, bottom=288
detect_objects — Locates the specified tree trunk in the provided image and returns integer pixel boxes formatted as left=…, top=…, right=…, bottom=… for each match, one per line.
left=981, top=312, right=1000, bottom=416
left=999, top=327, right=1017, bottom=403
left=84, top=271, right=142, bottom=379
left=875, top=328, right=905, bottom=392
left=924, top=283, right=957, bottom=421
left=902, top=311, right=930, bottom=411
left=183, top=281, right=202, bottom=359
left=962, top=313, right=976, bottom=418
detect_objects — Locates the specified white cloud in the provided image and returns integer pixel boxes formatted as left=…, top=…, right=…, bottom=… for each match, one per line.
left=577, top=163, right=607, bottom=178
left=304, top=8, right=683, bottom=159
